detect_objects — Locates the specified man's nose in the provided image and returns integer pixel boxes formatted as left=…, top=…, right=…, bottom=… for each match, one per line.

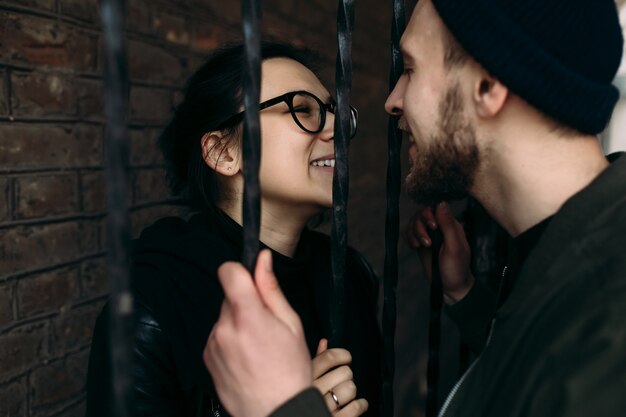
left=385, top=78, right=405, bottom=116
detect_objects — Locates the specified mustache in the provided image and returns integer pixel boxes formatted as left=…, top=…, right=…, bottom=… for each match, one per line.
left=397, top=117, right=409, bottom=132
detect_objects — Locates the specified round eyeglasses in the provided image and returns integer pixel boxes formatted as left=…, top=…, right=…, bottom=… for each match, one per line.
left=217, top=90, right=358, bottom=139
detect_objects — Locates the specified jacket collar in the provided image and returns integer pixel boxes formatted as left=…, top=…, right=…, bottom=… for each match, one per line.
left=498, top=152, right=626, bottom=316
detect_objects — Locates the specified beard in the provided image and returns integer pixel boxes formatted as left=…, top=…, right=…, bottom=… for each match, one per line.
left=405, top=82, right=480, bottom=206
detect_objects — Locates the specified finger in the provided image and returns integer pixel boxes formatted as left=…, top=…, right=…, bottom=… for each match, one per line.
left=415, top=217, right=431, bottom=247
left=325, top=379, right=357, bottom=410
left=217, top=261, right=263, bottom=312
left=334, top=399, right=369, bottom=417
left=404, top=223, right=420, bottom=249
left=254, top=250, right=302, bottom=334
left=313, top=364, right=353, bottom=394
left=312, top=349, right=352, bottom=381
left=317, top=338, right=328, bottom=355
left=420, top=206, right=437, bottom=230
left=434, top=202, right=461, bottom=251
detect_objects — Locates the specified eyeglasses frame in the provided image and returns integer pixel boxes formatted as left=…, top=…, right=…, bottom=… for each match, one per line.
left=215, top=90, right=358, bottom=138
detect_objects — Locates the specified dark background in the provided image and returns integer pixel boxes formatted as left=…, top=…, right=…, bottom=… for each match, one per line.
left=0, top=0, right=462, bottom=416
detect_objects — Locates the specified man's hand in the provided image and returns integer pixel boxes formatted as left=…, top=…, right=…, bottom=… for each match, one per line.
left=203, top=249, right=313, bottom=417
left=407, top=202, right=474, bottom=304
left=312, top=339, right=369, bottom=417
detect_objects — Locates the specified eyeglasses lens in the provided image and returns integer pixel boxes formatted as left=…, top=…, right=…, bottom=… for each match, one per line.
left=292, top=92, right=357, bottom=138
left=291, top=93, right=322, bottom=133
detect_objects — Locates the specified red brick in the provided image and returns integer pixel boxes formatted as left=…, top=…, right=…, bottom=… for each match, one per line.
left=55, top=400, right=86, bottom=417
left=0, top=124, right=102, bottom=172
left=130, top=129, right=164, bottom=167
left=76, top=79, right=104, bottom=119
left=14, top=174, right=79, bottom=220
left=0, top=13, right=97, bottom=71
left=11, top=72, right=76, bottom=117
left=132, top=168, right=169, bottom=205
left=60, top=0, right=100, bottom=23
left=0, top=282, right=14, bottom=328
left=0, top=70, right=7, bottom=115
left=0, top=322, right=48, bottom=380
left=129, top=86, right=172, bottom=122
left=0, top=176, right=9, bottom=223
left=80, top=171, right=106, bottom=213
left=17, top=267, right=78, bottom=318
left=0, top=377, right=27, bottom=416
left=128, top=40, right=184, bottom=84
left=209, top=0, right=239, bottom=24
left=152, top=10, right=190, bottom=45
left=30, top=350, right=88, bottom=410
left=50, top=304, right=101, bottom=355
left=78, top=220, right=100, bottom=254
left=190, top=23, right=234, bottom=52
left=126, top=0, right=153, bottom=34
left=3, top=0, right=55, bottom=11
left=0, top=222, right=82, bottom=277
left=80, top=257, right=108, bottom=299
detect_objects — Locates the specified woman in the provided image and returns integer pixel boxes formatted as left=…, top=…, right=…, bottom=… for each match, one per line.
left=85, top=43, right=382, bottom=417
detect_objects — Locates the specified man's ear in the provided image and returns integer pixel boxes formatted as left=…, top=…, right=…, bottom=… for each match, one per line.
left=201, top=132, right=240, bottom=176
left=473, top=74, right=509, bottom=119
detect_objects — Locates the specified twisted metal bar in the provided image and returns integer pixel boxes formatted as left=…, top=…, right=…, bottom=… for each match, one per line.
left=426, top=227, right=444, bottom=417
left=329, top=0, right=355, bottom=348
left=241, top=0, right=263, bottom=272
left=100, top=0, right=133, bottom=415
left=381, top=0, right=406, bottom=415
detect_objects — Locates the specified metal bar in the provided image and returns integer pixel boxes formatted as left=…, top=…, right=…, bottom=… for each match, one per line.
left=381, top=0, right=406, bottom=415
left=426, top=228, right=444, bottom=417
left=329, top=0, right=355, bottom=347
left=100, top=0, right=133, bottom=416
left=241, top=0, right=263, bottom=272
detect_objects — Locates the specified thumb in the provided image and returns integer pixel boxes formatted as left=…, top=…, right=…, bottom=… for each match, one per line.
left=254, top=249, right=302, bottom=334
left=217, top=261, right=262, bottom=311
left=316, top=338, right=328, bottom=355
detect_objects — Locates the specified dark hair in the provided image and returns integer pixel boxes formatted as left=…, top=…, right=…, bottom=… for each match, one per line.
left=160, top=42, right=320, bottom=210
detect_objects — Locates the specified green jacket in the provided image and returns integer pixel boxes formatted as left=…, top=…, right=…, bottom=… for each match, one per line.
left=439, top=154, right=626, bottom=417
left=272, top=154, right=626, bottom=417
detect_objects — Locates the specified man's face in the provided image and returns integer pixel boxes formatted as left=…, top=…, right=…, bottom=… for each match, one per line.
left=385, top=0, right=480, bottom=206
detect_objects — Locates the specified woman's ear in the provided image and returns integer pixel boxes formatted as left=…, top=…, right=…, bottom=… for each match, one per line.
left=201, top=132, right=240, bottom=176
left=473, top=74, right=509, bottom=119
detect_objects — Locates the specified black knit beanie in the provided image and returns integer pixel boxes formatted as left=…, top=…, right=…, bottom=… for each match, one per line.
left=432, top=0, right=624, bottom=134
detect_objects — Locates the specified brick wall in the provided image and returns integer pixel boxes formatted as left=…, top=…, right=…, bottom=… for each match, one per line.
left=0, top=1, right=435, bottom=417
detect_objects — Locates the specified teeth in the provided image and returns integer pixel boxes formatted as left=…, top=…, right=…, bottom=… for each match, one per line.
left=311, top=159, right=336, bottom=167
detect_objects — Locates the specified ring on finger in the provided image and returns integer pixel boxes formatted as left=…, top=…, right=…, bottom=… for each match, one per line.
left=329, top=389, right=341, bottom=408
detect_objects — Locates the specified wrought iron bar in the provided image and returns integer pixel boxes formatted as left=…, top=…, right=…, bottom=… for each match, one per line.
left=329, top=0, right=355, bottom=347
left=381, top=0, right=406, bottom=415
left=100, top=0, right=133, bottom=416
left=426, top=228, right=444, bottom=417
left=241, top=0, right=263, bottom=272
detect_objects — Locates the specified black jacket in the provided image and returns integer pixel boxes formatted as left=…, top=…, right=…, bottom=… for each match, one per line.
left=85, top=209, right=382, bottom=417
left=273, top=155, right=626, bottom=417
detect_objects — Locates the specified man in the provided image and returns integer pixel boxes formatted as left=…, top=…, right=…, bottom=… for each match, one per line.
left=203, top=0, right=626, bottom=416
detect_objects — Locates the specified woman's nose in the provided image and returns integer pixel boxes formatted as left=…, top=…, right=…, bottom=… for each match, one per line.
left=319, top=111, right=335, bottom=142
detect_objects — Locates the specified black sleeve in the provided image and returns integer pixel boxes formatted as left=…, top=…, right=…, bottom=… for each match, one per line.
left=444, top=279, right=496, bottom=355
left=269, top=388, right=331, bottom=417
left=85, top=303, right=181, bottom=417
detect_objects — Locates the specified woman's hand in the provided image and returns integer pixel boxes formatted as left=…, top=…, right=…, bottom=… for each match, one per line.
left=406, top=202, right=474, bottom=304
left=312, top=339, right=368, bottom=417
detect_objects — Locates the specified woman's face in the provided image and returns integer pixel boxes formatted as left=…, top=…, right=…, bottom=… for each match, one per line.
left=252, top=58, right=336, bottom=215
